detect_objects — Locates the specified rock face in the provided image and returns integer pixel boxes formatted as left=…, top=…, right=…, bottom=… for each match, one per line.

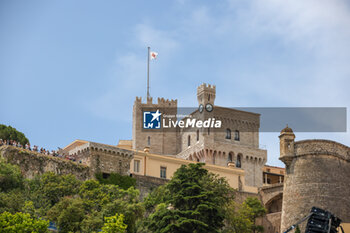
left=279, top=128, right=350, bottom=232
left=0, top=145, right=91, bottom=180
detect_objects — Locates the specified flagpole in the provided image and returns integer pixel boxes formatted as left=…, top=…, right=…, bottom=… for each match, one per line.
left=147, top=46, right=150, bottom=99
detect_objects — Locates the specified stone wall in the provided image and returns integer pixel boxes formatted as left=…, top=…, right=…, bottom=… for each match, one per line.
left=0, top=145, right=91, bottom=180
left=280, top=139, right=350, bottom=233
left=67, top=141, right=134, bottom=177
left=132, top=174, right=168, bottom=199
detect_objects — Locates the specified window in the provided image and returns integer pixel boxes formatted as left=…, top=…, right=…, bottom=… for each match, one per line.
left=196, top=130, right=199, bottom=141
left=188, top=135, right=191, bottom=147
left=228, top=152, right=233, bottom=163
left=147, top=136, right=151, bottom=146
left=160, top=166, right=167, bottom=179
left=134, top=160, right=140, bottom=173
left=226, top=128, right=231, bottom=139
left=235, top=130, right=240, bottom=141
left=236, top=154, right=242, bottom=168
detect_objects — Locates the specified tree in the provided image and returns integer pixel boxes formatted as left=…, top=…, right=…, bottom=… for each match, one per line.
left=102, top=187, right=144, bottom=233
left=0, top=124, right=29, bottom=145
left=0, top=190, right=25, bottom=214
left=243, top=197, right=266, bottom=233
left=79, top=180, right=144, bottom=233
left=47, top=197, right=85, bottom=233
left=96, top=172, right=136, bottom=190
left=145, top=163, right=234, bottom=233
left=101, top=213, right=127, bottom=233
left=143, top=184, right=171, bottom=211
left=223, top=197, right=266, bottom=233
left=29, top=172, right=81, bottom=207
left=295, top=226, right=301, bottom=233
left=80, top=211, right=104, bottom=233
left=0, top=211, right=49, bottom=233
left=0, top=161, right=24, bottom=192
left=223, top=201, right=253, bottom=233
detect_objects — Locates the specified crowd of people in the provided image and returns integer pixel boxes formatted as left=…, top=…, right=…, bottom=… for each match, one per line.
left=0, top=138, right=77, bottom=162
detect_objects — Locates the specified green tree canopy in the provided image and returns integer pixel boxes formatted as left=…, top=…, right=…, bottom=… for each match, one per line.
left=29, top=172, right=82, bottom=207
left=96, top=172, right=136, bottom=190
left=0, top=161, right=24, bottom=192
left=223, top=197, right=266, bottom=233
left=47, top=197, right=85, bottom=233
left=0, top=124, right=29, bottom=145
left=145, top=163, right=234, bottom=233
left=0, top=211, right=49, bottom=233
left=101, top=213, right=127, bottom=233
left=244, top=197, right=266, bottom=233
left=79, top=180, right=144, bottom=233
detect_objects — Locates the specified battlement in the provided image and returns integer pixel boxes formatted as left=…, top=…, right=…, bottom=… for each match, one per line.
left=134, top=96, right=177, bottom=107
left=197, top=83, right=216, bottom=105
left=157, top=97, right=177, bottom=107
left=135, top=97, right=142, bottom=103
left=197, top=83, right=216, bottom=93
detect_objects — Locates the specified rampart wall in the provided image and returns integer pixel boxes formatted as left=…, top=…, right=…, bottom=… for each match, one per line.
left=280, top=139, right=350, bottom=232
left=0, top=145, right=91, bottom=180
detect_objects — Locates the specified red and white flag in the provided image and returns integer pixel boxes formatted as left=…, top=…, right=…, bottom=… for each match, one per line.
left=150, top=51, right=158, bottom=60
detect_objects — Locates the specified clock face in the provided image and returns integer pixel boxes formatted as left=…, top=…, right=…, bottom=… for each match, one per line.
left=205, top=103, right=213, bottom=112
left=199, top=104, right=204, bottom=113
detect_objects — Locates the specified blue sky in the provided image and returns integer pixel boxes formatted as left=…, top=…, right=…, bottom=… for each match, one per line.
left=1, top=0, right=349, bottom=167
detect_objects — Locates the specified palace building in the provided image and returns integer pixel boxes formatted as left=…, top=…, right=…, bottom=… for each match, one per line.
left=59, top=83, right=294, bottom=232
left=58, top=83, right=350, bottom=232
left=132, top=83, right=267, bottom=188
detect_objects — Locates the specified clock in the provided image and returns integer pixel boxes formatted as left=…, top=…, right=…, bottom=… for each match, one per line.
left=199, top=104, right=204, bottom=113
left=205, top=103, right=213, bottom=112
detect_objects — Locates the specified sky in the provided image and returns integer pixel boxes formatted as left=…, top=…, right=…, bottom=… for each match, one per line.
left=1, top=0, right=349, bottom=167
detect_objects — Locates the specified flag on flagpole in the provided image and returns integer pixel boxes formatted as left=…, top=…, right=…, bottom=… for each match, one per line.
left=150, top=51, right=158, bottom=60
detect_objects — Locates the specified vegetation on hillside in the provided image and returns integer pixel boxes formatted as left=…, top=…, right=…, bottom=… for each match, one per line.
left=0, top=124, right=29, bottom=145
left=0, top=161, right=266, bottom=233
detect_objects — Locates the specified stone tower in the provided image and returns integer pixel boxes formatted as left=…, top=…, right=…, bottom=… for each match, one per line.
left=279, top=125, right=295, bottom=169
left=279, top=126, right=350, bottom=232
left=132, top=97, right=178, bottom=155
left=176, top=83, right=267, bottom=188
left=197, top=83, right=216, bottom=106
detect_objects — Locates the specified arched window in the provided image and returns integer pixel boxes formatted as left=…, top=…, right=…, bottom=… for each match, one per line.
left=188, top=135, right=191, bottom=147
left=228, top=152, right=233, bottom=163
left=226, top=128, right=231, bottom=139
left=147, top=136, right=151, bottom=146
left=235, top=130, right=240, bottom=141
left=236, top=154, right=242, bottom=168
left=197, top=130, right=199, bottom=141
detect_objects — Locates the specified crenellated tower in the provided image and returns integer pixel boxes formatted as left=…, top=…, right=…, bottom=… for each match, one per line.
left=132, top=96, right=178, bottom=155
left=197, top=83, right=216, bottom=106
